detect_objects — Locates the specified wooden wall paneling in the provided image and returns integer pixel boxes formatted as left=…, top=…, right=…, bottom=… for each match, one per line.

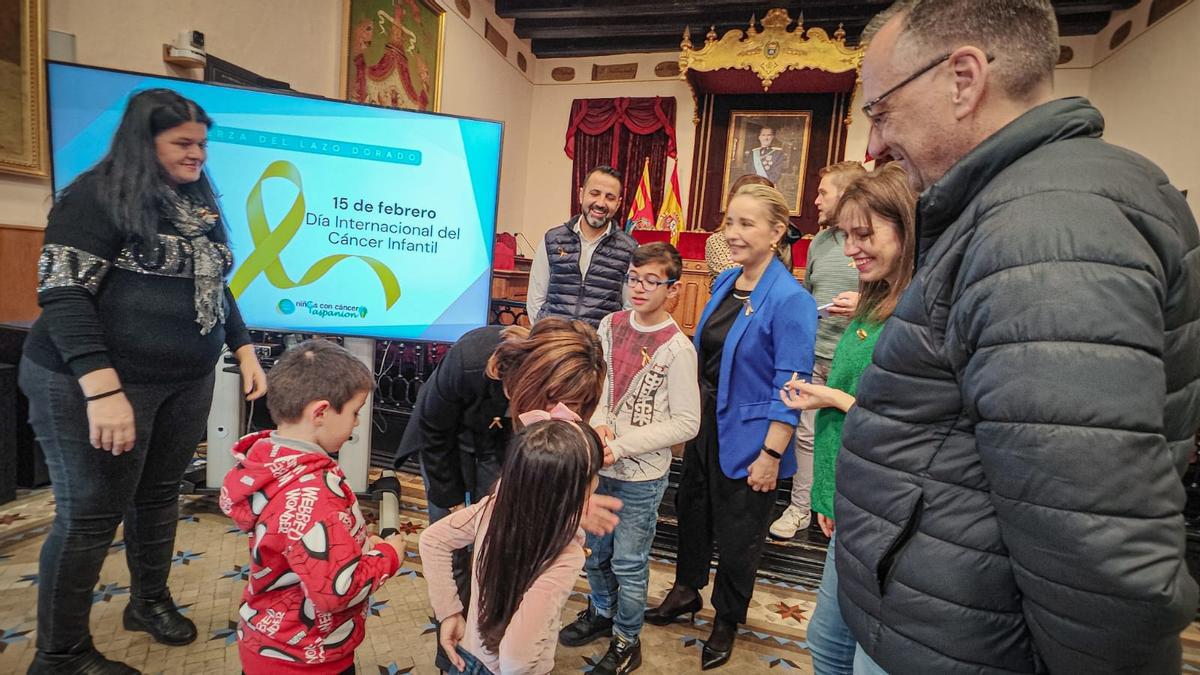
left=491, top=268, right=530, bottom=302
left=0, top=225, right=43, bottom=323
left=669, top=260, right=710, bottom=336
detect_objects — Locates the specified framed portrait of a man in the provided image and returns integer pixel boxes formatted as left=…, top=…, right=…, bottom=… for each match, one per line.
left=721, top=111, right=811, bottom=215
left=343, top=0, right=445, bottom=112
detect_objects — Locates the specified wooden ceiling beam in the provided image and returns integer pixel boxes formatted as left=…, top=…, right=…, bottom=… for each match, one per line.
left=1051, top=0, right=1139, bottom=13
left=497, top=0, right=1134, bottom=21
left=1057, top=10, right=1119, bottom=34
left=520, top=23, right=859, bottom=42
left=496, top=0, right=889, bottom=21
left=513, top=1, right=1132, bottom=58
left=515, top=9, right=879, bottom=40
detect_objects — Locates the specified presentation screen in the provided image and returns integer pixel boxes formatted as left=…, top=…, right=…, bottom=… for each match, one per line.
left=46, top=61, right=502, bottom=342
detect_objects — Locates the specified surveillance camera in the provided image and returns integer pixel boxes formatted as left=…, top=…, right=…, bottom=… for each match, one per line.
left=177, top=30, right=205, bottom=51
left=169, top=29, right=206, bottom=65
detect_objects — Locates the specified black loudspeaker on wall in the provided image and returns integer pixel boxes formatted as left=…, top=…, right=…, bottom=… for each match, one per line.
left=0, top=365, right=20, bottom=504
left=0, top=323, right=51, bottom=490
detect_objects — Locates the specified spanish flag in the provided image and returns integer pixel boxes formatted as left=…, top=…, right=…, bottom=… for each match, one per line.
left=624, top=157, right=655, bottom=234
left=655, top=158, right=685, bottom=245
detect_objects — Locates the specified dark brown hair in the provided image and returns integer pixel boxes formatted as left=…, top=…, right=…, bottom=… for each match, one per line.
left=631, top=241, right=683, bottom=281
left=830, top=164, right=917, bottom=323
left=475, top=419, right=603, bottom=652
left=59, top=88, right=223, bottom=249
left=265, top=339, right=373, bottom=423
left=486, top=318, right=605, bottom=424
left=585, top=164, right=623, bottom=186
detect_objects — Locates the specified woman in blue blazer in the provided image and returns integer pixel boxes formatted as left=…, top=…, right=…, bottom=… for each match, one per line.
left=646, top=183, right=817, bottom=669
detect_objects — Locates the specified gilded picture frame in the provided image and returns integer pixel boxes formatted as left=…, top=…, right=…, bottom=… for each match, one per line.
left=721, top=111, right=812, bottom=215
left=342, top=0, right=445, bottom=113
left=0, top=0, right=47, bottom=177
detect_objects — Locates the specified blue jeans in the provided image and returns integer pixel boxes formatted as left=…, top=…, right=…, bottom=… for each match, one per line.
left=585, top=474, right=669, bottom=640
left=449, top=645, right=494, bottom=675
left=808, top=535, right=856, bottom=675
left=19, top=358, right=213, bottom=653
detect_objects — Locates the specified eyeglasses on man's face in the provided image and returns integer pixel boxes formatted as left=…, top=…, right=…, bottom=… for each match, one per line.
left=625, top=273, right=676, bottom=291
left=861, top=51, right=995, bottom=125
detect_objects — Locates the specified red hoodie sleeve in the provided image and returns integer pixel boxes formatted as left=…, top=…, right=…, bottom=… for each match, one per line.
left=284, top=512, right=402, bottom=615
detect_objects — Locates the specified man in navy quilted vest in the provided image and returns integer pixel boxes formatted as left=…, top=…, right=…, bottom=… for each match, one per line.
left=526, top=165, right=638, bottom=328
left=835, top=1, right=1200, bottom=673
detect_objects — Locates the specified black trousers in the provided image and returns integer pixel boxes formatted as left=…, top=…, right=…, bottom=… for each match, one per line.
left=674, top=394, right=775, bottom=624
left=19, top=357, right=213, bottom=653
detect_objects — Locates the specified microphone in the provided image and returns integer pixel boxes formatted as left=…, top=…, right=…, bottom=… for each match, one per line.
left=515, top=232, right=536, bottom=258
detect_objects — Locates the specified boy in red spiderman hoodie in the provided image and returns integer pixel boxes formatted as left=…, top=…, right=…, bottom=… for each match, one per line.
left=220, top=340, right=406, bottom=674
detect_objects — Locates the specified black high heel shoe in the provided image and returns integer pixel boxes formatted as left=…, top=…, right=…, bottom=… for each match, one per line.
left=700, top=618, right=737, bottom=670
left=644, top=584, right=702, bottom=626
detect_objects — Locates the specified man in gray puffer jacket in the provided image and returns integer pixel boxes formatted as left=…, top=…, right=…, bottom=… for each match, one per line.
left=835, top=1, right=1200, bottom=673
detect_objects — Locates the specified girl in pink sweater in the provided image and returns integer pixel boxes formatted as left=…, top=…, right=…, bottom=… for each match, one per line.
left=420, top=408, right=604, bottom=674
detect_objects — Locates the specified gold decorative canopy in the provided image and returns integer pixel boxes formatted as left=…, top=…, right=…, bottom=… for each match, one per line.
left=679, top=8, right=864, bottom=94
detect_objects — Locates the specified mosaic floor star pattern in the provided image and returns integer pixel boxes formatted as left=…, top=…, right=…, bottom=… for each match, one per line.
left=0, top=472, right=1198, bottom=674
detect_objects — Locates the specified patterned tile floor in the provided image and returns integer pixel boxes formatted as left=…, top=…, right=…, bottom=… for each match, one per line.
left=0, top=472, right=1198, bottom=674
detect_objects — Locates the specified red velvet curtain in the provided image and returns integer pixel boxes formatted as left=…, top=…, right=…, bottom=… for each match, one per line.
left=565, top=97, right=676, bottom=221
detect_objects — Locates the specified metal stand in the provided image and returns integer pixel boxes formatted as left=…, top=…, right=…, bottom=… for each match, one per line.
left=342, top=337, right=400, bottom=537
left=200, top=339, right=401, bottom=537
left=204, top=352, right=244, bottom=488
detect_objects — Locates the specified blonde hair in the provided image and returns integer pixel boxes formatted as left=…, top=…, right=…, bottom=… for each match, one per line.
left=733, top=183, right=791, bottom=265
left=485, top=318, right=605, bottom=424
left=715, top=172, right=775, bottom=231
left=830, top=164, right=917, bottom=323
left=728, top=173, right=774, bottom=199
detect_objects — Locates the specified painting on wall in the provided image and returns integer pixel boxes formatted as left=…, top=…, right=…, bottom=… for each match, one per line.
left=343, top=0, right=444, bottom=112
left=721, top=111, right=812, bottom=215
left=0, top=0, right=47, bottom=176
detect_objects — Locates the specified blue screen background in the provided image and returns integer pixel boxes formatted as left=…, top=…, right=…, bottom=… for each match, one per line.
left=47, top=62, right=502, bottom=342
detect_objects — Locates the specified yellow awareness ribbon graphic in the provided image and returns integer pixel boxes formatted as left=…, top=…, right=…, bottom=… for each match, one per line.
left=228, top=160, right=401, bottom=309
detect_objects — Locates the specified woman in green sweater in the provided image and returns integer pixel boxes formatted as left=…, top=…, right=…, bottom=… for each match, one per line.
left=779, top=164, right=915, bottom=675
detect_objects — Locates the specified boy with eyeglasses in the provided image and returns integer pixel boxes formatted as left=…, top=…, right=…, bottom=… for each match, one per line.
left=559, top=242, right=701, bottom=674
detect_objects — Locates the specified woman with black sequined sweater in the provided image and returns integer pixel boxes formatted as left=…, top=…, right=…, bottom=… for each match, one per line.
left=20, top=89, right=266, bottom=675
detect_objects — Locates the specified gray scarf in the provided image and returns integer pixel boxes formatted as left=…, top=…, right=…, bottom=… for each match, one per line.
left=161, top=189, right=231, bottom=335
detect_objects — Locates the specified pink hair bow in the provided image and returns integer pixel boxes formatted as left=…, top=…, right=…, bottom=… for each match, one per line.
left=517, top=401, right=582, bottom=427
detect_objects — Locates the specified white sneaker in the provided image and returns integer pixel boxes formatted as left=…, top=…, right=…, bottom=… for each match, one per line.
left=769, top=505, right=812, bottom=540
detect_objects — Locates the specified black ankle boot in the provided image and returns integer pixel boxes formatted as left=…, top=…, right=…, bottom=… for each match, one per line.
left=700, top=618, right=737, bottom=670
left=644, top=585, right=702, bottom=626
left=558, top=602, right=613, bottom=647
left=28, top=638, right=141, bottom=674
left=122, top=595, right=197, bottom=646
